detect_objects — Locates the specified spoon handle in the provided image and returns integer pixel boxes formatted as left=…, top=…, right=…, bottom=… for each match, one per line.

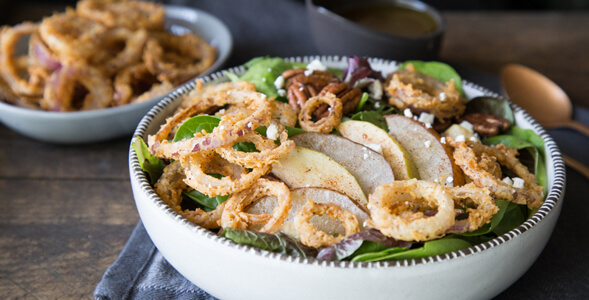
left=545, top=120, right=589, bottom=138
left=562, top=154, right=589, bottom=181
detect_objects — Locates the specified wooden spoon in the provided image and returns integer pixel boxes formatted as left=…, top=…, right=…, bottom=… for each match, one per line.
left=500, top=64, right=589, bottom=136
left=501, top=63, right=589, bottom=180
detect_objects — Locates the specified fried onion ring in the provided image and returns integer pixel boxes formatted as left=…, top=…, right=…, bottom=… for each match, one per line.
left=102, top=28, right=148, bottom=76
left=143, top=32, right=216, bottom=84
left=113, top=63, right=172, bottom=106
left=181, top=150, right=270, bottom=197
left=449, top=140, right=544, bottom=209
left=298, top=92, right=343, bottom=133
left=0, top=23, right=45, bottom=96
left=77, top=0, right=165, bottom=31
left=154, top=160, right=224, bottom=229
left=367, top=179, right=456, bottom=241
left=270, top=100, right=298, bottom=127
left=41, top=61, right=113, bottom=111
left=294, top=200, right=359, bottom=248
left=149, top=91, right=273, bottom=160
left=221, top=178, right=292, bottom=233
left=215, top=121, right=295, bottom=169
left=451, top=183, right=498, bottom=232
left=39, top=10, right=107, bottom=61
left=385, top=64, right=466, bottom=121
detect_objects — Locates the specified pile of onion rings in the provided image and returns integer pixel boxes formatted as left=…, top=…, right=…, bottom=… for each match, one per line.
left=0, top=0, right=216, bottom=112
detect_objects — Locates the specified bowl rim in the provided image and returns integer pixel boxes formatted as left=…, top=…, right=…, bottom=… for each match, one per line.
left=130, top=55, right=565, bottom=268
left=0, top=4, right=232, bottom=119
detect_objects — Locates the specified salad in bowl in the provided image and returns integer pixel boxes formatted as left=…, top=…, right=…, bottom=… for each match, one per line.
left=130, top=56, right=563, bottom=299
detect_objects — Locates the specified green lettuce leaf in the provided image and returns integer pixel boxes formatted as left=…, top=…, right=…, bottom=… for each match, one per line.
left=221, top=228, right=317, bottom=258
left=173, top=115, right=221, bottom=142
left=234, top=57, right=305, bottom=98
left=399, top=60, right=463, bottom=95
left=131, top=136, right=165, bottom=185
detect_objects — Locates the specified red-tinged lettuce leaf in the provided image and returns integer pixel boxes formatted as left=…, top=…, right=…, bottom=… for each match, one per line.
left=343, top=56, right=384, bottom=89
left=317, top=229, right=411, bottom=261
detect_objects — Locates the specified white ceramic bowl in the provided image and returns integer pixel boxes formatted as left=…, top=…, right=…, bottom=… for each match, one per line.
left=129, top=56, right=565, bottom=300
left=0, top=5, right=232, bottom=144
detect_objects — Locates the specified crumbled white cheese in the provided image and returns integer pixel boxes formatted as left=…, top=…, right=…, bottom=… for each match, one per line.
left=299, top=86, right=304, bottom=91
left=246, top=121, right=253, bottom=129
left=455, top=135, right=466, bottom=142
left=425, top=122, right=432, bottom=129
left=277, top=89, right=287, bottom=97
left=440, top=137, right=446, bottom=144
left=226, top=90, right=231, bottom=95
left=459, top=120, right=474, bottom=133
left=469, top=136, right=478, bottom=142
left=306, top=59, right=327, bottom=72
left=424, top=140, right=432, bottom=148
left=439, top=92, right=447, bottom=101
left=369, top=80, right=383, bottom=100
left=365, top=143, right=383, bottom=154
left=502, top=177, right=514, bottom=186
left=512, top=177, right=525, bottom=189
left=446, top=176, right=454, bottom=183
left=304, top=69, right=313, bottom=76
left=266, top=122, right=279, bottom=140
left=404, top=108, right=413, bottom=118
left=217, top=109, right=226, bottom=115
left=374, top=101, right=382, bottom=109
left=418, top=112, right=435, bottom=125
left=274, top=75, right=285, bottom=89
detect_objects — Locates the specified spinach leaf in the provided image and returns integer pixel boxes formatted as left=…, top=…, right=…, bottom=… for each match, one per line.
left=465, top=96, right=515, bottom=126
left=131, top=136, right=165, bottom=185
left=399, top=60, right=463, bottom=95
left=505, top=126, right=546, bottom=158
left=349, top=107, right=396, bottom=131
left=183, top=189, right=228, bottom=212
left=221, top=228, right=317, bottom=258
left=351, top=237, right=471, bottom=262
left=492, top=201, right=527, bottom=236
left=173, top=115, right=221, bottom=142
left=458, top=199, right=511, bottom=236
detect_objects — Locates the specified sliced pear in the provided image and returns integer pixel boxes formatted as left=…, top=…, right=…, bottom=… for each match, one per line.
left=384, top=115, right=464, bottom=187
left=337, top=120, right=418, bottom=180
left=271, top=146, right=368, bottom=209
left=246, top=187, right=370, bottom=239
left=290, top=132, right=394, bottom=196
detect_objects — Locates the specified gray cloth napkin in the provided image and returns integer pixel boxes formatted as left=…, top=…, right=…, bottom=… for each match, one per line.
left=94, top=221, right=217, bottom=299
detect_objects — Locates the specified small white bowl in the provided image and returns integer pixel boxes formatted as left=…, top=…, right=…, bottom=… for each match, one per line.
left=0, top=5, right=232, bottom=144
left=129, top=56, right=565, bottom=299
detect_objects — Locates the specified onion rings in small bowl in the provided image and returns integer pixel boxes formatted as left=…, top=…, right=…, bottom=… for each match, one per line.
left=129, top=56, right=565, bottom=299
left=0, top=5, right=232, bottom=144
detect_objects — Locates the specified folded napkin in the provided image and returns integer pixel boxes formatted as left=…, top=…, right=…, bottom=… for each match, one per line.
left=94, top=221, right=216, bottom=300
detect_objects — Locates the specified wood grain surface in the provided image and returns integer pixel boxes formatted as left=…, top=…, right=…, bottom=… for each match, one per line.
left=1, top=8, right=588, bottom=299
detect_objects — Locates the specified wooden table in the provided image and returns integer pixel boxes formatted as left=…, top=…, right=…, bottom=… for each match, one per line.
left=1, top=8, right=588, bottom=298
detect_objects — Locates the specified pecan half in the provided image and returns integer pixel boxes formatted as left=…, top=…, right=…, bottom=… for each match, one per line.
left=283, top=68, right=334, bottom=112
left=315, top=82, right=362, bottom=118
left=459, top=112, right=510, bottom=137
